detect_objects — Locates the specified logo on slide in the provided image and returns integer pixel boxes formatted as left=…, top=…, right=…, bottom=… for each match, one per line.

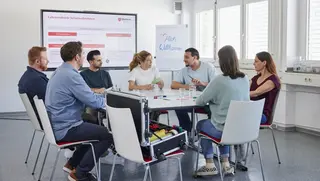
left=117, top=17, right=131, bottom=22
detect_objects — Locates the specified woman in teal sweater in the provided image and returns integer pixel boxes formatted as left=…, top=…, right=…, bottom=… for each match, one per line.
left=195, top=45, right=250, bottom=176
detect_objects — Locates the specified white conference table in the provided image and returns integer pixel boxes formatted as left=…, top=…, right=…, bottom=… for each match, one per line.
left=125, top=89, right=201, bottom=108
left=116, top=88, right=205, bottom=145
left=106, top=88, right=247, bottom=170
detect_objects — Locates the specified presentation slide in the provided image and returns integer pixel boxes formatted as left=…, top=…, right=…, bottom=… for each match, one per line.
left=41, top=10, right=137, bottom=68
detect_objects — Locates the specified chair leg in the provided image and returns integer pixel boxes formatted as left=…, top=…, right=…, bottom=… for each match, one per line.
left=98, top=158, right=101, bottom=180
left=176, top=157, right=183, bottom=181
left=234, top=146, right=238, bottom=173
left=49, top=148, right=61, bottom=181
left=89, top=143, right=100, bottom=181
left=194, top=137, right=201, bottom=175
left=38, top=143, right=50, bottom=181
left=108, top=154, right=118, bottom=181
left=251, top=142, right=255, bottom=154
left=244, top=142, right=250, bottom=166
left=215, top=146, right=224, bottom=181
left=143, top=165, right=150, bottom=181
left=167, top=113, right=170, bottom=126
left=32, top=134, right=45, bottom=175
left=148, top=166, right=153, bottom=181
left=269, top=127, right=281, bottom=164
left=25, top=130, right=36, bottom=164
left=253, top=140, right=266, bottom=181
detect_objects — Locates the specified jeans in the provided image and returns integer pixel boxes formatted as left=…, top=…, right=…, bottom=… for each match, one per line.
left=261, top=114, right=267, bottom=124
left=176, top=107, right=211, bottom=132
left=59, top=122, right=113, bottom=174
left=196, top=119, right=229, bottom=159
left=175, top=109, right=192, bottom=132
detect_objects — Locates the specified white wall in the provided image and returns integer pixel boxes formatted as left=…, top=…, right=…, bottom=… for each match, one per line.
left=3, top=0, right=320, bottom=133
left=0, top=0, right=179, bottom=112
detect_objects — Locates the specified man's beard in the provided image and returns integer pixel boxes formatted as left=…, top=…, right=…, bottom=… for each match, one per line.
left=40, top=64, right=47, bottom=71
left=94, top=64, right=102, bottom=69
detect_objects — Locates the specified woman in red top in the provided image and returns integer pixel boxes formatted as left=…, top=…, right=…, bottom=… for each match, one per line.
left=235, top=51, right=281, bottom=167
left=250, top=51, right=281, bottom=124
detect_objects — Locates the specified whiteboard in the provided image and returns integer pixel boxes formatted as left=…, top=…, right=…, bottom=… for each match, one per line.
left=41, top=10, right=137, bottom=69
left=155, top=25, right=189, bottom=70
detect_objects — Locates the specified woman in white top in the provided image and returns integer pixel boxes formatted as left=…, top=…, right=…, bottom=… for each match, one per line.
left=128, top=50, right=164, bottom=90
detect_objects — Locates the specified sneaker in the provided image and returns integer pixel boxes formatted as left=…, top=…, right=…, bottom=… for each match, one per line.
left=196, top=166, right=218, bottom=176
left=63, top=161, right=75, bottom=174
left=68, top=172, right=97, bottom=181
left=223, top=166, right=235, bottom=175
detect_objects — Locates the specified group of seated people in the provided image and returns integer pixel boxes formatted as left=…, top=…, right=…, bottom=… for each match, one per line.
left=18, top=41, right=280, bottom=180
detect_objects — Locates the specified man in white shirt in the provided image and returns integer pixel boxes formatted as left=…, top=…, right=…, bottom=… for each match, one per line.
left=171, top=48, right=216, bottom=132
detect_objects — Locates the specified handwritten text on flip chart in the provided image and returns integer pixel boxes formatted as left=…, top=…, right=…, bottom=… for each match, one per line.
left=159, top=33, right=182, bottom=51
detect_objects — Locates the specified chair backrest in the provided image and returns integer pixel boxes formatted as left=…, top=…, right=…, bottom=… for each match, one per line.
left=106, top=105, right=145, bottom=163
left=33, top=96, right=57, bottom=145
left=221, top=99, right=265, bottom=145
left=268, top=89, right=280, bottom=124
left=19, top=93, right=42, bottom=131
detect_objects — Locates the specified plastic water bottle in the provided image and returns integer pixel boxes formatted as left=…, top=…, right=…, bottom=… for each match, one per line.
left=189, top=83, right=196, bottom=98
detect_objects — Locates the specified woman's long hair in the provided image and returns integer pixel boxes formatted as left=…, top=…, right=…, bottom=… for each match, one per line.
left=256, top=51, right=278, bottom=76
left=256, top=51, right=280, bottom=83
left=218, top=45, right=245, bottom=79
left=129, top=50, right=151, bottom=72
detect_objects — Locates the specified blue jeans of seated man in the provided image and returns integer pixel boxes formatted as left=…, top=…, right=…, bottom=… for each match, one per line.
left=176, top=107, right=211, bottom=132
left=196, top=119, right=229, bottom=159
left=175, top=109, right=192, bottom=132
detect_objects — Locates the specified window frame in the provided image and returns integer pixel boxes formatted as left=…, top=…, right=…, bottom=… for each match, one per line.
left=195, top=10, right=215, bottom=61
left=242, top=0, right=271, bottom=68
left=244, top=0, right=270, bottom=61
left=305, top=0, right=320, bottom=62
left=216, top=4, right=242, bottom=60
left=195, top=0, right=271, bottom=68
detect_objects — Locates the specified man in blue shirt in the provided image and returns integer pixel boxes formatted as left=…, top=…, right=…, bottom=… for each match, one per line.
left=18, top=46, right=49, bottom=129
left=45, top=41, right=112, bottom=181
left=171, top=48, right=216, bottom=132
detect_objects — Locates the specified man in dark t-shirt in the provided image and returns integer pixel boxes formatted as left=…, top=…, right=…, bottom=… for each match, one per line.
left=80, top=50, right=113, bottom=123
left=80, top=50, right=113, bottom=94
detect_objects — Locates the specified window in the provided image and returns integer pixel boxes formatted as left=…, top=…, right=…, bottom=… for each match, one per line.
left=307, top=0, right=320, bottom=60
left=195, top=0, right=269, bottom=65
left=196, top=10, right=214, bottom=58
left=214, top=0, right=269, bottom=64
left=217, top=5, right=241, bottom=58
left=246, top=1, right=269, bottom=59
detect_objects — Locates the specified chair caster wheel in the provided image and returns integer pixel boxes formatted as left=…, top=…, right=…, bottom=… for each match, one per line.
left=278, top=161, right=281, bottom=164
left=192, top=173, right=199, bottom=178
left=156, top=153, right=166, bottom=161
left=179, top=141, right=188, bottom=150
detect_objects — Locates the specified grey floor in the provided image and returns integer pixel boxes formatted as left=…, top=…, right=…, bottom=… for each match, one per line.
left=1, top=114, right=320, bottom=181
